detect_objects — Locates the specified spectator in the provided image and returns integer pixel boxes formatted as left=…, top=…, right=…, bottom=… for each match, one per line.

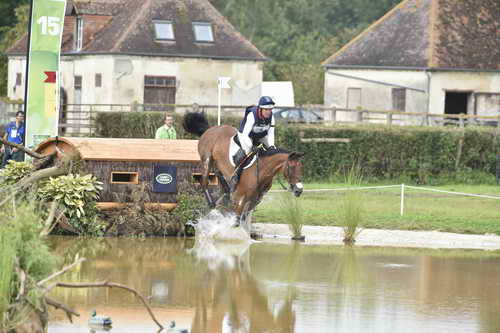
left=1, top=111, right=25, bottom=168
left=155, top=114, right=177, bottom=140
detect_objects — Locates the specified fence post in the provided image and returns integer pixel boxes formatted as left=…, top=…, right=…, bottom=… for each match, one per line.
left=400, top=183, right=405, bottom=216
left=331, top=107, right=337, bottom=124
left=497, top=155, right=500, bottom=185
left=459, top=114, right=465, bottom=128
left=356, top=109, right=363, bottom=123
left=386, top=112, right=393, bottom=126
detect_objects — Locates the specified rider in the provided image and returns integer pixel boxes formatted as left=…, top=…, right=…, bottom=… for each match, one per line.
left=229, top=96, right=276, bottom=191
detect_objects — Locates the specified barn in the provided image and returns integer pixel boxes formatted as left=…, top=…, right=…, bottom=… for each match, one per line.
left=35, top=137, right=218, bottom=209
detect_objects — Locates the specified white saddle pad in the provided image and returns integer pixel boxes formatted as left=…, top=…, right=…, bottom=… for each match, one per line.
left=229, top=135, right=257, bottom=169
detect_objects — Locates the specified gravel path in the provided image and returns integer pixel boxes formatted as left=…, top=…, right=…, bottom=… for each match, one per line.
left=252, top=223, right=500, bottom=250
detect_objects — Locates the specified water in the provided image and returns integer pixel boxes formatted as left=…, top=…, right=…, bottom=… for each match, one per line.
left=47, top=235, right=500, bottom=332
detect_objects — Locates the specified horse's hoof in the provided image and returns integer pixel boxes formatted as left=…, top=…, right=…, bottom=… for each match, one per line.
left=232, top=222, right=240, bottom=228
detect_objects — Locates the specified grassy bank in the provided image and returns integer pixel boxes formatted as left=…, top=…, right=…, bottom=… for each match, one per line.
left=253, top=183, right=500, bottom=235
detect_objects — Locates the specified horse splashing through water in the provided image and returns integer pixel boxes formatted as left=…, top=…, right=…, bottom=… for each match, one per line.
left=183, top=112, right=304, bottom=228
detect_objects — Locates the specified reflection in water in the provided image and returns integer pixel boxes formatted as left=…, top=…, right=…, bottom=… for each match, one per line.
left=47, top=237, right=500, bottom=333
left=189, top=232, right=295, bottom=332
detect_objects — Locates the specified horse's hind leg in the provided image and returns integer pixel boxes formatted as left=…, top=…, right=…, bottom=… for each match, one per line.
left=200, top=155, right=215, bottom=209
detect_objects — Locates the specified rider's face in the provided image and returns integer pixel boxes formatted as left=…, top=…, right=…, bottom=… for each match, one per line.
left=260, top=108, right=272, bottom=118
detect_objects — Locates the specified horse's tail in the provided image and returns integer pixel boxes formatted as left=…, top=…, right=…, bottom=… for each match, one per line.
left=183, top=112, right=210, bottom=137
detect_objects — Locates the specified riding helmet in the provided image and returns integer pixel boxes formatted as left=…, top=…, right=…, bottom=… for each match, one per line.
left=258, top=96, right=275, bottom=109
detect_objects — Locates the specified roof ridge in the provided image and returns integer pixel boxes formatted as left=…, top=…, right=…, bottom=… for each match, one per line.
left=427, top=0, right=439, bottom=67
left=321, top=0, right=409, bottom=66
left=111, top=0, right=152, bottom=52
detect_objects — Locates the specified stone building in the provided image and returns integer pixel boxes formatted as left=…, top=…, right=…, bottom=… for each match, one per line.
left=322, top=0, right=500, bottom=125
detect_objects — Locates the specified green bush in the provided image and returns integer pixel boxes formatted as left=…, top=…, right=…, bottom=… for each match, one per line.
left=0, top=203, right=58, bottom=331
left=0, top=160, right=33, bottom=186
left=95, top=112, right=500, bottom=184
left=37, top=174, right=105, bottom=235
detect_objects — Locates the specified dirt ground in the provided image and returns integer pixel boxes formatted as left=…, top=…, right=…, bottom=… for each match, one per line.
left=252, top=223, right=500, bottom=250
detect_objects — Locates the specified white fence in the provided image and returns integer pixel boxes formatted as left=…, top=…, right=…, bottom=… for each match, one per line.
left=270, top=184, right=500, bottom=216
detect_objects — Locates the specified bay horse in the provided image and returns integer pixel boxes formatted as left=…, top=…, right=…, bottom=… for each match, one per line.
left=183, top=112, right=304, bottom=228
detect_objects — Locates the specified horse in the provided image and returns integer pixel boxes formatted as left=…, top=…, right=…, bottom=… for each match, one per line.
left=183, top=112, right=304, bottom=228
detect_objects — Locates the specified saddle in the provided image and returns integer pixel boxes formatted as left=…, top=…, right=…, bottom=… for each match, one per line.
left=229, top=135, right=257, bottom=169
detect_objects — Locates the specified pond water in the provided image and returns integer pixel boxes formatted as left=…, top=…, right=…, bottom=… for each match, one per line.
left=47, top=236, right=500, bottom=333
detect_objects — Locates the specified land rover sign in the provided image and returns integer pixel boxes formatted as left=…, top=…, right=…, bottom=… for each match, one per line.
left=156, top=173, right=173, bottom=185
left=153, top=165, right=177, bottom=193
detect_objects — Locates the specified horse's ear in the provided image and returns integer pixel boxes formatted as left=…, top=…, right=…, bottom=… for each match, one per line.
left=289, top=152, right=305, bottom=160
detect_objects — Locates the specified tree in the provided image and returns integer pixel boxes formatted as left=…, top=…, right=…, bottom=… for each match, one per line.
left=0, top=4, right=29, bottom=97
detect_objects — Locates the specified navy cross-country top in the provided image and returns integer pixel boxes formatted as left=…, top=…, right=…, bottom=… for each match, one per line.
left=238, top=106, right=275, bottom=145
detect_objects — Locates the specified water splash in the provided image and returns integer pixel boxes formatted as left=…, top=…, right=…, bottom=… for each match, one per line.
left=189, top=209, right=251, bottom=242
left=188, top=209, right=252, bottom=271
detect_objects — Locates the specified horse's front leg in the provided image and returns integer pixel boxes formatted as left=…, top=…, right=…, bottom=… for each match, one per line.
left=215, top=170, right=231, bottom=208
left=232, top=193, right=255, bottom=231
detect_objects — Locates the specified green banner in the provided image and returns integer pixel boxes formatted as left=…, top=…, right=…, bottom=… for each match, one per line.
left=25, top=0, right=66, bottom=149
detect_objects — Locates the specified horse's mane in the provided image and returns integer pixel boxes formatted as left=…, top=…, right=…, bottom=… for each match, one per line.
left=259, top=147, right=290, bottom=157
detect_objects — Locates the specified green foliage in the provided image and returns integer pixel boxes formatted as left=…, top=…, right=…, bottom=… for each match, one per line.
left=104, top=181, right=209, bottom=237
left=0, top=4, right=29, bottom=96
left=208, top=0, right=400, bottom=103
left=337, top=165, right=364, bottom=244
left=0, top=160, right=33, bottom=186
left=0, top=202, right=58, bottom=330
left=38, top=174, right=105, bottom=235
left=96, top=113, right=500, bottom=184
left=94, top=111, right=242, bottom=139
left=279, top=192, right=304, bottom=238
left=173, top=182, right=209, bottom=225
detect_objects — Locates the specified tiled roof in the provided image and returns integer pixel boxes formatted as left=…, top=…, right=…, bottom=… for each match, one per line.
left=323, top=0, right=500, bottom=71
left=7, top=0, right=266, bottom=61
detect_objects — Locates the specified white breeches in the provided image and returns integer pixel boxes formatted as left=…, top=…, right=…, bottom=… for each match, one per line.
left=237, top=132, right=270, bottom=155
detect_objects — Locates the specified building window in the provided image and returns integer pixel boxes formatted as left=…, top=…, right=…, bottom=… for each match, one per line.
left=15, top=73, right=22, bottom=86
left=144, top=76, right=176, bottom=111
left=154, top=21, right=174, bottom=40
left=110, top=172, right=139, bottom=184
left=95, top=73, right=102, bottom=87
left=75, top=17, right=83, bottom=51
left=74, top=75, right=82, bottom=88
left=392, top=88, right=406, bottom=112
left=193, top=22, right=214, bottom=42
left=192, top=173, right=218, bottom=186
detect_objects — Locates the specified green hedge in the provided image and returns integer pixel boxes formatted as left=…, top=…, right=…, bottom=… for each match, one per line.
left=94, top=112, right=500, bottom=184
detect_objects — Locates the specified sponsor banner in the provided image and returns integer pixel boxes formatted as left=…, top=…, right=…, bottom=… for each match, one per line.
left=153, top=165, right=177, bottom=193
left=25, top=0, right=66, bottom=149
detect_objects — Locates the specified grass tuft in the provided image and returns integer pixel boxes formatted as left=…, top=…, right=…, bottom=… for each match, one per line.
left=279, top=192, right=304, bottom=239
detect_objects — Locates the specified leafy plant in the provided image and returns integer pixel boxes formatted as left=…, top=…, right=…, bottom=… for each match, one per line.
left=0, top=160, right=33, bottom=186
left=37, top=174, right=105, bottom=235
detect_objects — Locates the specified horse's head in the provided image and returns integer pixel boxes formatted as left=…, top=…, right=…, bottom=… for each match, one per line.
left=284, top=152, right=305, bottom=197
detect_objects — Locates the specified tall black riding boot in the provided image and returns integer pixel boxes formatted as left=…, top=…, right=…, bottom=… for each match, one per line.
left=229, top=165, right=243, bottom=192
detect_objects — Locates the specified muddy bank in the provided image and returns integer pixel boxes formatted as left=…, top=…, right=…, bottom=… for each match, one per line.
left=252, top=223, right=500, bottom=250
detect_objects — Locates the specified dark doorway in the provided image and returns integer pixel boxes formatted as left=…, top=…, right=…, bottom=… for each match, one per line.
left=445, top=92, right=469, bottom=115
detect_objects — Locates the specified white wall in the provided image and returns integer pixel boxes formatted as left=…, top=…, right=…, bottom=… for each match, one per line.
left=8, top=54, right=263, bottom=107
left=429, top=71, right=500, bottom=116
left=324, top=68, right=500, bottom=124
left=7, top=57, right=26, bottom=100
left=324, top=68, right=428, bottom=124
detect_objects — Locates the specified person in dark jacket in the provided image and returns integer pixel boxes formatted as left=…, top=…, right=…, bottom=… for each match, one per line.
left=229, top=96, right=276, bottom=191
left=1, top=111, right=25, bottom=168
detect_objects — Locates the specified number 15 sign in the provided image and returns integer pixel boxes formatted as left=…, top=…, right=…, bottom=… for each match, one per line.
left=25, top=0, right=66, bottom=150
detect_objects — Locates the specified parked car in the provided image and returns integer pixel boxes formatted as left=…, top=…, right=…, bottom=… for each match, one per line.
left=272, top=107, right=323, bottom=123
